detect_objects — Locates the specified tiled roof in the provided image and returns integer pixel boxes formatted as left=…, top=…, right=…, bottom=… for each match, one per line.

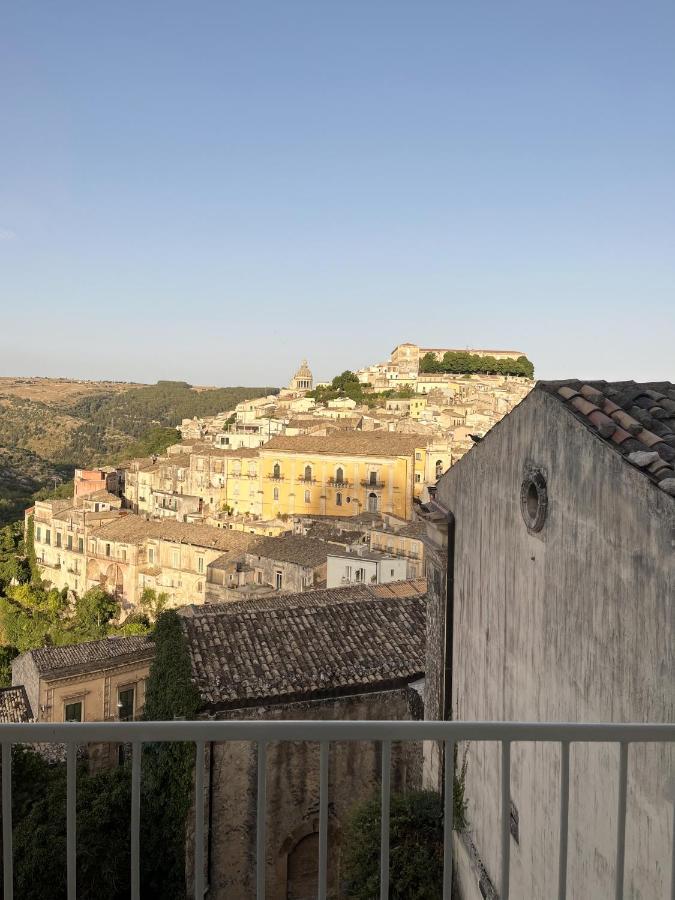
left=263, top=432, right=422, bottom=457
left=93, top=515, right=259, bottom=550
left=85, top=489, right=121, bottom=503
left=19, top=636, right=154, bottom=677
left=181, top=581, right=426, bottom=709
left=540, top=381, right=675, bottom=495
left=183, top=444, right=260, bottom=458
left=0, top=686, right=33, bottom=723
left=245, top=535, right=330, bottom=568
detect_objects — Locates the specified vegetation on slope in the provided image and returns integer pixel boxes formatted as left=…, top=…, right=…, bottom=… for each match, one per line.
left=308, top=370, right=416, bottom=407
left=64, top=381, right=277, bottom=440
left=0, top=380, right=277, bottom=524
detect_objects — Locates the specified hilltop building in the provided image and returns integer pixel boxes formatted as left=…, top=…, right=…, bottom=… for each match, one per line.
left=390, top=342, right=526, bottom=375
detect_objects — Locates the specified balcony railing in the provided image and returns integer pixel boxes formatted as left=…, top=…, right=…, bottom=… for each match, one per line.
left=361, top=479, right=385, bottom=489
left=0, top=720, right=672, bottom=900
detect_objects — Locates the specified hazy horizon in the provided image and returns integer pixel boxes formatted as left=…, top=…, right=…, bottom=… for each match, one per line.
left=2, top=1, right=673, bottom=386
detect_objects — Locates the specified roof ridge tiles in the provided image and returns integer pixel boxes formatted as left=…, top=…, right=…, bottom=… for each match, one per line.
left=539, top=380, right=675, bottom=496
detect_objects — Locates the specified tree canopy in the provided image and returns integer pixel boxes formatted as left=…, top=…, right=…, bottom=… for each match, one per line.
left=419, top=351, right=534, bottom=378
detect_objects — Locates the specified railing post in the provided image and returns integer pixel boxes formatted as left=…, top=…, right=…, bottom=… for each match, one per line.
left=66, top=742, right=77, bottom=900
left=614, top=743, right=628, bottom=900
left=500, top=741, right=511, bottom=900
left=380, top=740, right=391, bottom=900
left=256, top=741, right=267, bottom=900
left=558, top=741, right=570, bottom=900
left=443, top=739, right=455, bottom=900
left=194, top=740, right=205, bottom=899
left=2, top=742, right=13, bottom=900
left=318, top=741, right=329, bottom=900
left=130, top=742, right=141, bottom=900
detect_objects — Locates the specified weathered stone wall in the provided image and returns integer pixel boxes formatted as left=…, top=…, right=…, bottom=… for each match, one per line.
left=243, top=554, right=320, bottom=593
left=434, top=388, right=674, bottom=899
left=197, top=687, right=423, bottom=900
left=421, top=518, right=448, bottom=793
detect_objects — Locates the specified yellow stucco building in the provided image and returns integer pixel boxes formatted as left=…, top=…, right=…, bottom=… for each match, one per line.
left=258, top=433, right=427, bottom=520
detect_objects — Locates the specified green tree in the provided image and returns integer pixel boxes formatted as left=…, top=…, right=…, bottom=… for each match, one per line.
left=73, top=587, right=119, bottom=639
left=343, top=791, right=446, bottom=899
left=343, top=756, right=467, bottom=899
left=10, top=746, right=132, bottom=900
left=140, top=587, right=170, bottom=621
left=0, top=644, right=19, bottom=686
left=141, top=610, right=200, bottom=899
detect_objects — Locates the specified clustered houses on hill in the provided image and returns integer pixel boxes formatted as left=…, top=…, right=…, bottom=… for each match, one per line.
left=29, top=497, right=343, bottom=612
left=178, top=347, right=532, bottom=486
left=7, top=374, right=672, bottom=899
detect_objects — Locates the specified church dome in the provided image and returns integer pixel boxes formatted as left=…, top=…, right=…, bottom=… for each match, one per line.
left=289, top=359, right=314, bottom=391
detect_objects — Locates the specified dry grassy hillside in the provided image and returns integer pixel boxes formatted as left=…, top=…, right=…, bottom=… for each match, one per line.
left=0, top=377, right=277, bottom=523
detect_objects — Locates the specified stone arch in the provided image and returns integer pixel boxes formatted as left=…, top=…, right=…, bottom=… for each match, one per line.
left=86, top=559, right=100, bottom=583
left=105, top=563, right=124, bottom=595
left=276, top=819, right=341, bottom=900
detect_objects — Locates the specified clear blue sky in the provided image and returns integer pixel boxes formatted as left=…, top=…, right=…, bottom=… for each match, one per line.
left=1, top=1, right=673, bottom=386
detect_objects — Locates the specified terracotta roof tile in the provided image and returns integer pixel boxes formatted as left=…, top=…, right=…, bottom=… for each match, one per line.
left=180, top=581, right=426, bottom=709
left=540, top=380, right=675, bottom=495
left=0, top=686, right=33, bottom=723
left=16, top=635, right=154, bottom=677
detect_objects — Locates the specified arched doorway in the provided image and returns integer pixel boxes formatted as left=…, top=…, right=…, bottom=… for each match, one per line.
left=286, top=832, right=319, bottom=900
left=368, top=492, right=378, bottom=513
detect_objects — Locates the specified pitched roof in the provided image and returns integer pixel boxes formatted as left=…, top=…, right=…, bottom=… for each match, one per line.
left=17, top=635, right=154, bottom=678
left=84, top=489, right=121, bottom=503
left=263, top=432, right=422, bottom=457
left=93, top=515, right=259, bottom=551
left=180, top=581, right=427, bottom=709
left=244, top=535, right=330, bottom=568
left=539, top=381, right=675, bottom=494
left=0, top=686, right=33, bottom=723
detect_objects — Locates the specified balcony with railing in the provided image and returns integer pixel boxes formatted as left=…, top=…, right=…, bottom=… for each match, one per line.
left=361, top=479, right=385, bottom=489
left=0, top=720, right=671, bottom=900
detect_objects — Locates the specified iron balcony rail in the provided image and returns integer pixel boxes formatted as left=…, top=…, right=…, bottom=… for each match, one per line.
left=1, top=720, right=673, bottom=900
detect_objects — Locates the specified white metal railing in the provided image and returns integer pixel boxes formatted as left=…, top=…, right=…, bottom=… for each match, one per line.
left=0, top=720, right=673, bottom=900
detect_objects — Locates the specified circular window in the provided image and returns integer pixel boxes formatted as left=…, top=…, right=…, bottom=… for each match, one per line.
left=520, top=471, right=548, bottom=532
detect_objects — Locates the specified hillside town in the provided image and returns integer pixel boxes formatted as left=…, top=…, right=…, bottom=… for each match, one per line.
left=26, top=343, right=532, bottom=614
left=4, top=343, right=674, bottom=900
left=4, top=369, right=673, bottom=899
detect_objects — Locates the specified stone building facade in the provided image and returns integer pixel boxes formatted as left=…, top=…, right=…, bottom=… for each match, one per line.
left=180, top=581, right=427, bottom=900
left=424, top=380, right=675, bottom=899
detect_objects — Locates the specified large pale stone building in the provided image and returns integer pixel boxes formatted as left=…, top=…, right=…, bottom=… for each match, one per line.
left=390, top=342, right=526, bottom=375
left=180, top=580, right=427, bottom=900
left=422, top=379, right=674, bottom=899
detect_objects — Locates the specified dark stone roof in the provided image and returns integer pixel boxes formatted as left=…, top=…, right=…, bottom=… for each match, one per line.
left=539, top=381, right=675, bottom=496
left=181, top=581, right=426, bottom=710
left=19, top=635, right=154, bottom=677
left=245, top=535, right=329, bottom=568
left=0, top=686, right=33, bottom=723
left=264, top=431, right=422, bottom=457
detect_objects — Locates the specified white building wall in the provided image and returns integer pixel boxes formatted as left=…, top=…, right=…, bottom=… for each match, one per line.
left=432, top=388, right=673, bottom=899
